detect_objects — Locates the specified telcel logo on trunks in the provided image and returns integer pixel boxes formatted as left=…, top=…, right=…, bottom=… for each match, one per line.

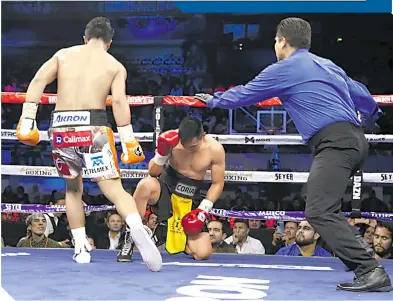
left=52, top=111, right=91, bottom=127
left=85, top=154, right=110, bottom=176
left=175, top=183, right=196, bottom=197
left=53, top=131, right=92, bottom=148
left=91, top=155, right=104, bottom=167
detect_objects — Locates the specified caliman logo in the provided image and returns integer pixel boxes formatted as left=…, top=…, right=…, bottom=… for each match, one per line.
left=53, top=131, right=92, bottom=148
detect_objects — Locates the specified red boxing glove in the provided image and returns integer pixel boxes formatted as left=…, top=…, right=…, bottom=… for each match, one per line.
left=153, top=130, right=179, bottom=166
left=181, top=208, right=209, bottom=236
left=181, top=199, right=213, bottom=236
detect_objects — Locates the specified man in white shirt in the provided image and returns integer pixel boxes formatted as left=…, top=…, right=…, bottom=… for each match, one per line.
left=107, top=213, right=123, bottom=250
left=225, top=219, right=265, bottom=254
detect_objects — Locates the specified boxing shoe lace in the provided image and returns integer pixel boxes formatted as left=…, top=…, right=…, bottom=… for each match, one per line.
left=121, top=229, right=134, bottom=255
left=72, top=236, right=92, bottom=264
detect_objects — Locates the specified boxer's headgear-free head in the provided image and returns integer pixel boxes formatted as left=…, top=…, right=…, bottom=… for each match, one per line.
left=179, top=116, right=204, bottom=144
left=84, top=16, right=115, bottom=45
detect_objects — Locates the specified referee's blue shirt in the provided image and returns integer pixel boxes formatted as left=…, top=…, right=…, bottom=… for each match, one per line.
left=207, top=49, right=381, bottom=143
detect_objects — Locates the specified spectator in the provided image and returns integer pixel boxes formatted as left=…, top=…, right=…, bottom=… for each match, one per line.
left=14, top=186, right=28, bottom=204
left=362, top=224, right=376, bottom=246
left=276, top=221, right=331, bottom=257
left=271, top=221, right=298, bottom=253
left=207, top=220, right=234, bottom=253
left=249, top=219, right=263, bottom=229
left=348, top=218, right=377, bottom=249
left=95, top=212, right=124, bottom=250
left=146, top=212, right=166, bottom=248
left=224, top=219, right=265, bottom=254
left=373, top=222, right=393, bottom=260
left=2, top=186, right=15, bottom=203
left=44, top=197, right=70, bottom=247
left=17, top=214, right=61, bottom=248
left=361, top=188, right=388, bottom=212
left=146, top=212, right=158, bottom=232
left=87, top=237, right=96, bottom=250
left=213, top=116, right=229, bottom=134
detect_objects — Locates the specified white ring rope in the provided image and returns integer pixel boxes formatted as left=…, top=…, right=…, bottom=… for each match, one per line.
left=2, top=129, right=393, bottom=145
left=2, top=165, right=392, bottom=183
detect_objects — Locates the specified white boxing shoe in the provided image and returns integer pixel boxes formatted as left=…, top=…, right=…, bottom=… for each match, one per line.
left=130, top=225, right=162, bottom=272
left=73, top=237, right=92, bottom=264
left=73, top=251, right=91, bottom=264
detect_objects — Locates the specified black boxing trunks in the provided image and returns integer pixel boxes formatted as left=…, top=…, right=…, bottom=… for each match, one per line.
left=151, top=164, right=206, bottom=254
left=48, top=109, right=120, bottom=182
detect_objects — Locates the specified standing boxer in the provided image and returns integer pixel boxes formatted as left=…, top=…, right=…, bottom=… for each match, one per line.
left=117, top=116, right=225, bottom=261
left=194, top=17, right=392, bottom=292
left=16, top=17, right=162, bottom=271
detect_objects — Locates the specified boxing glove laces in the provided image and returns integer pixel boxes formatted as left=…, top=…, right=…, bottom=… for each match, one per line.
left=181, top=199, right=214, bottom=236
left=16, top=101, right=40, bottom=146
left=118, top=125, right=145, bottom=164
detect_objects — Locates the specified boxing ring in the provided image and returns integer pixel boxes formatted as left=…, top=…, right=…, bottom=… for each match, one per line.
left=1, top=92, right=393, bottom=300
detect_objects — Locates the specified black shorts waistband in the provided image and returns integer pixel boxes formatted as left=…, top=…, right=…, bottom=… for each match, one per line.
left=160, top=165, right=203, bottom=199
left=50, top=109, right=108, bottom=128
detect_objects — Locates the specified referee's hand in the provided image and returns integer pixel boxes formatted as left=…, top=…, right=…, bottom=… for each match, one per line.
left=376, top=112, right=393, bottom=134
left=194, top=93, right=213, bottom=105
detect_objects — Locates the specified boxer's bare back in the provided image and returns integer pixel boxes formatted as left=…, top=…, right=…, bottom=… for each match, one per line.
left=169, top=135, right=223, bottom=180
left=53, top=44, right=125, bottom=111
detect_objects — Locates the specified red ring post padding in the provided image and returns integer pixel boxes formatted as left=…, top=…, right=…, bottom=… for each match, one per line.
left=2, top=92, right=393, bottom=107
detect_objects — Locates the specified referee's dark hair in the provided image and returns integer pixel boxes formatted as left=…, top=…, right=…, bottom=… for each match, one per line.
left=276, top=17, right=311, bottom=50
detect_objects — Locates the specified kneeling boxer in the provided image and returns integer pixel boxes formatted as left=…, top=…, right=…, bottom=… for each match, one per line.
left=117, top=116, right=225, bottom=261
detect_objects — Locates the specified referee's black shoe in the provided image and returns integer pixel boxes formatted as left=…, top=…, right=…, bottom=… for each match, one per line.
left=337, top=266, right=393, bottom=292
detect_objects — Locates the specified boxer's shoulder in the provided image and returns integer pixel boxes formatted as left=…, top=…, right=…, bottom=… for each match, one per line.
left=205, top=136, right=225, bottom=154
left=106, top=53, right=126, bottom=69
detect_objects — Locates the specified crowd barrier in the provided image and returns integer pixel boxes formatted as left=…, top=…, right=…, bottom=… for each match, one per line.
left=1, top=92, right=392, bottom=223
left=2, top=203, right=393, bottom=222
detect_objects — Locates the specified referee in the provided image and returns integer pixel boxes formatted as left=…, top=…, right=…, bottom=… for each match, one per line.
left=195, top=17, right=392, bottom=292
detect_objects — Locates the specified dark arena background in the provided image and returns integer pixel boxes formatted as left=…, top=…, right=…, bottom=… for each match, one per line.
left=1, top=1, right=393, bottom=300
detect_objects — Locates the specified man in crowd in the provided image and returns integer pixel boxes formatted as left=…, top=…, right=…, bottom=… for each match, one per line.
left=145, top=212, right=166, bottom=251
left=373, top=222, right=393, bottom=260
left=224, top=219, right=265, bottom=254
left=208, top=220, right=234, bottom=252
left=17, top=214, right=61, bottom=248
left=44, top=196, right=70, bottom=248
left=276, top=221, right=331, bottom=257
left=95, top=212, right=124, bottom=250
left=272, top=221, right=298, bottom=253
left=249, top=219, right=263, bottom=229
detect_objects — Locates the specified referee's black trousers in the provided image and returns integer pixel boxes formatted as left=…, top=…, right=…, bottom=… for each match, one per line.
left=306, top=122, right=379, bottom=275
